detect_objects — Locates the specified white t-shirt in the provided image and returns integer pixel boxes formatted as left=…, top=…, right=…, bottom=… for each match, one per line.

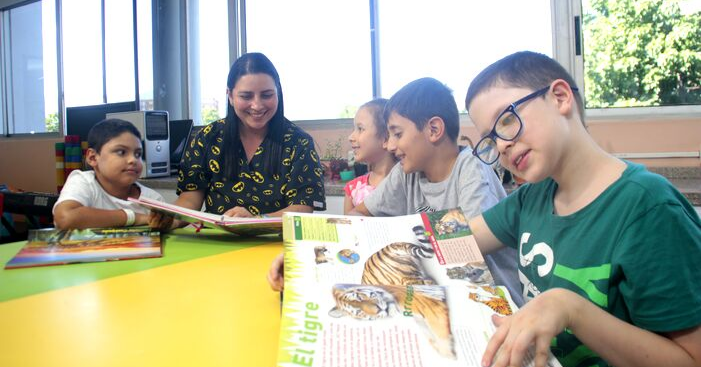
left=53, top=170, right=164, bottom=215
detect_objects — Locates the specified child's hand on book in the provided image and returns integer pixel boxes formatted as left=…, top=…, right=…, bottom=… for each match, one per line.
left=134, top=213, right=150, bottom=226
left=482, top=288, right=577, bottom=367
left=267, top=252, right=285, bottom=292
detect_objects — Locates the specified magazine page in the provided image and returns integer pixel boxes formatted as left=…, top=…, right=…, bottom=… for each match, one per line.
left=277, top=210, right=562, bottom=367
left=129, top=197, right=282, bottom=236
left=5, top=227, right=162, bottom=269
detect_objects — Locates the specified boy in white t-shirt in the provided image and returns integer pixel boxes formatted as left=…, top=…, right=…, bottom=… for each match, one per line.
left=53, top=119, right=163, bottom=229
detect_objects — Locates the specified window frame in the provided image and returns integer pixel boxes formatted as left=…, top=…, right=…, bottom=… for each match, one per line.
left=560, top=0, right=701, bottom=123
left=3, top=0, right=699, bottom=139
left=0, top=0, right=143, bottom=139
left=284, top=0, right=701, bottom=125
left=234, top=0, right=565, bottom=126
left=0, top=0, right=62, bottom=138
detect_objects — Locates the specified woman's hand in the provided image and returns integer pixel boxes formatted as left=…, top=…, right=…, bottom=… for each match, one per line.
left=223, top=206, right=254, bottom=217
left=148, top=210, right=175, bottom=231
left=483, top=288, right=580, bottom=367
left=267, top=252, right=285, bottom=291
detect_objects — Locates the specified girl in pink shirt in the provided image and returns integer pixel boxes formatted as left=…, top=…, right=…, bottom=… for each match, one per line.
left=344, top=99, right=397, bottom=214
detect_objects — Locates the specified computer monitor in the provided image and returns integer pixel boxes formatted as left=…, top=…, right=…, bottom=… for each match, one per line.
left=66, top=101, right=138, bottom=143
left=169, top=119, right=194, bottom=172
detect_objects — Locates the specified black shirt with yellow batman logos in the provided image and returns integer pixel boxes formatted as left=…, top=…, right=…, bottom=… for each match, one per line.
left=177, top=119, right=326, bottom=215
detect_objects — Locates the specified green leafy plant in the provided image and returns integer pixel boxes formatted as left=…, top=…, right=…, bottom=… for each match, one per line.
left=322, top=136, right=344, bottom=160
left=320, top=137, right=349, bottom=180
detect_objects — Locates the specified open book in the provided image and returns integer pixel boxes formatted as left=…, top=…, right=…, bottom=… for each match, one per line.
left=277, top=209, right=562, bottom=367
left=129, top=197, right=282, bottom=236
left=5, top=227, right=162, bottom=269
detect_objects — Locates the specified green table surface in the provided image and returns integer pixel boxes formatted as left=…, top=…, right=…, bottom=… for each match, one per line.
left=0, top=227, right=279, bottom=302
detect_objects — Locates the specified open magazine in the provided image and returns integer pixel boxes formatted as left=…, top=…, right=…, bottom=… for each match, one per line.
left=277, top=209, right=562, bottom=367
left=129, top=197, right=282, bottom=236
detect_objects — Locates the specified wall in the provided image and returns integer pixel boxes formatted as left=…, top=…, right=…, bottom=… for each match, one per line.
left=303, top=116, right=701, bottom=168
left=586, top=117, right=701, bottom=167
left=0, top=116, right=698, bottom=195
left=0, top=136, right=62, bottom=193
left=465, top=117, right=701, bottom=168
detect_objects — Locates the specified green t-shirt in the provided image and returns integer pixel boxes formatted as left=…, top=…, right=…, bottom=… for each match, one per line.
left=483, top=161, right=701, bottom=367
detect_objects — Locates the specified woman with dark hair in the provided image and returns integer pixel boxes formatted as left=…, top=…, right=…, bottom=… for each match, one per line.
left=153, top=52, right=325, bottom=227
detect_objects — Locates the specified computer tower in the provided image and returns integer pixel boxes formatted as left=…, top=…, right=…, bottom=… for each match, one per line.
left=106, top=110, right=170, bottom=178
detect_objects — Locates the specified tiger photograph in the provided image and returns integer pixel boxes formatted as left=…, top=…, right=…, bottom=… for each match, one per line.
left=360, top=225, right=436, bottom=286
left=467, top=286, right=513, bottom=316
left=428, top=208, right=470, bottom=239
left=328, top=284, right=456, bottom=359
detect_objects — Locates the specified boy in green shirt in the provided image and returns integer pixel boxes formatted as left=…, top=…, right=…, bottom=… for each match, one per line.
left=466, top=51, right=701, bottom=367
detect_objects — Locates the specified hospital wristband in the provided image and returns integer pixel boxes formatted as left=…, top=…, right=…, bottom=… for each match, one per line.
left=123, top=209, right=136, bottom=226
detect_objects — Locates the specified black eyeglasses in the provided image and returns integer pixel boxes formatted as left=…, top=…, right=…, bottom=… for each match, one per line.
left=472, top=86, right=578, bottom=165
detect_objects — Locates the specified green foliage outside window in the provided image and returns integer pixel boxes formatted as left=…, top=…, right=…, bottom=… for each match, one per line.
left=201, top=107, right=221, bottom=124
left=583, top=0, right=701, bottom=108
left=45, top=113, right=59, bottom=133
left=339, top=105, right=358, bottom=119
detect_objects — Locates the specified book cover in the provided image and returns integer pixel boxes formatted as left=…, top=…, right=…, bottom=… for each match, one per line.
left=129, top=197, right=282, bottom=236
left=5, top=227, right=162, bottom=269
left=277, top=209, right=562, bottom=367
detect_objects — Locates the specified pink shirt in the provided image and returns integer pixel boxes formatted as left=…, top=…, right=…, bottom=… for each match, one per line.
left=343, top=173, right=375, bottom=206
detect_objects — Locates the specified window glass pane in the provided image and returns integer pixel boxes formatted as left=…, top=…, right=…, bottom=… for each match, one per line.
left=582, top=0, right=701, bottom=108
left=42, top=0, right=59, bottom=132
left=3, top=0, right=58, bottom=134
left=192, top=0, right=228, bottom=125
left=137, top=0, right=154, bottom=110
left=247, top=0, right=372, bottom=120
left=62, top=0, right=103, bottom=107
left=378, top=1, right=552, bottom=112
left=104, top=0, right=135, bottom=103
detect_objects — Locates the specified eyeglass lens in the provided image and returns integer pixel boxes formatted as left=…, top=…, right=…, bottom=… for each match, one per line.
left=495, top=111, right=521, bottom=140
left=475, top=138, right=499, bottom=164
left=475, top=111, right=522, bottom=164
